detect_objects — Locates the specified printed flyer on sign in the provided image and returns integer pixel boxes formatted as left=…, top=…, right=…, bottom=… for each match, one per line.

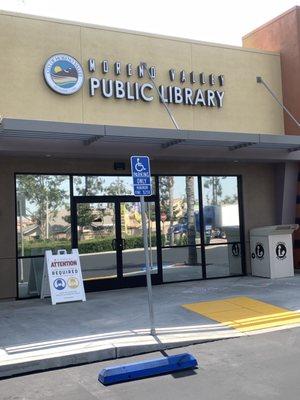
left=41, top=249, right=86, bottom=305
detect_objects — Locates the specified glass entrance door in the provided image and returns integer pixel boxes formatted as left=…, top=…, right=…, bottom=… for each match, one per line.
left=76, top=202, right=120, bottom=283
left=73, top=196, right=161, bottom=291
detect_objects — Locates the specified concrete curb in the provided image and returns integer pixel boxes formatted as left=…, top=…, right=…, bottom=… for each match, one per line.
left=1, top=323, right=300, bottom=378
left=0, top=329, right=242, bottom=379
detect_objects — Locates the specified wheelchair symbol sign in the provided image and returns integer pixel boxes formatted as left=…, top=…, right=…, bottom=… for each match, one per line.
left=134, top=158, right=147, bottom=173
left=131, top=156, right=150, bottom=176
left=130, top=155, right=152, bottom=196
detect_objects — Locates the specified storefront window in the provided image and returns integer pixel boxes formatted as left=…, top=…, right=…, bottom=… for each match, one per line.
left=18, top=257, right=44, bottom=298
left=159, top=176, right=202, bottom=282
left=162, top=247, right=203, bottom=282
left=202, top=176, right=242, bottom=277
left=205, top=243, right=242, bottom=278
left=16, top=174, right=71, bottom=297
left=159, top=176, right=200, bottom=246
left=15, top=173, right=243, bottom=298
left=202, top=176, right=240, bottom=244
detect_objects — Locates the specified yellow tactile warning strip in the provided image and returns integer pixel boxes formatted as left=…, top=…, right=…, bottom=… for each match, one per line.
left=183, top=296, right=300, bottom=332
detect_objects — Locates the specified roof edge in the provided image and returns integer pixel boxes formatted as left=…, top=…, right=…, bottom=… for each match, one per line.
left=0, top=9, right=280, bottom=56
left=0, top=117, right=292, bottom=143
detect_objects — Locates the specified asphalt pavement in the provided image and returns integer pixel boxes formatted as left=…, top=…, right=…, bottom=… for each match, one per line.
left=1, top=328, right=300, bottom=400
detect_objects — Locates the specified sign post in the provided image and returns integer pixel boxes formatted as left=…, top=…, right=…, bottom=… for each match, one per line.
left=130, top=156, right=155, bottom=335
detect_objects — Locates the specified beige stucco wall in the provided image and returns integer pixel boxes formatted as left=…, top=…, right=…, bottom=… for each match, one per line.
left=0, top=11, right=284, bottom=134
left=0, top=156, right=277, bottom=299
left=0, top=11, right=283, bottom=299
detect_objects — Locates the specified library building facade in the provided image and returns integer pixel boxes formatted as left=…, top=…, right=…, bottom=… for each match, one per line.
left=0, top=7, right=300, bottom=299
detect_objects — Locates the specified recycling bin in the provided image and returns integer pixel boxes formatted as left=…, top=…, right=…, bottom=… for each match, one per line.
left=224, top=226, right=242, bottom=275
left=250, top=224, right=298, bottom=278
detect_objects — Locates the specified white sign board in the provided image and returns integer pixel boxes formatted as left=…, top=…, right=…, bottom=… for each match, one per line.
left=41, top=249, right=86, bottom=305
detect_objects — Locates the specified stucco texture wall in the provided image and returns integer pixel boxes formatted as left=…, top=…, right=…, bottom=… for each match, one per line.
left=0, top=11, right=284, bottom=134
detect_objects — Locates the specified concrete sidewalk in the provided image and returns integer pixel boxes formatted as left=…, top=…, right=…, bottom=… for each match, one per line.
left=1, top=276, right=300, bottom=378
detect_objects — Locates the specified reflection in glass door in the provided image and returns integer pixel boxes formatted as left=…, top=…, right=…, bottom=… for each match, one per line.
left=76, top=202, right=119, bottom=281
left=202, top=176, right=242, bottom=277
left=74, top=197, right=160, bottom=290
left=159, top=176, right=203, bottom=282
left=120, top=201, right=158, bottom=278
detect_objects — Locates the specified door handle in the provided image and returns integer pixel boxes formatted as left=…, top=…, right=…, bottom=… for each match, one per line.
left=111, top=239, right=116, bottom=250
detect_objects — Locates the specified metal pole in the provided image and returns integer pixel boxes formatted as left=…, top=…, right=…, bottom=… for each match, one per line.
left=141, top=62, right=180, bottom=131
left=140, top=195, right=156, bottom=335
left=257, top=76, right=300, bottom=128
left=148, top=202, right=153, bottom=269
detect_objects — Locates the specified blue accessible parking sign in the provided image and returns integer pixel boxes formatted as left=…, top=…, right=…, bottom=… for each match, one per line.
left=130, top=156, right=152, bottom=196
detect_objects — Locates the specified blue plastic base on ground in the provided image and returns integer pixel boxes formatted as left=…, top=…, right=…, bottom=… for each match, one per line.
left=98, top=353, right=198, bottom=385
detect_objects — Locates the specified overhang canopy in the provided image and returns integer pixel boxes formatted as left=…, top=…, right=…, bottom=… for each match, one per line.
left=1, top=118, right=300, bottom=162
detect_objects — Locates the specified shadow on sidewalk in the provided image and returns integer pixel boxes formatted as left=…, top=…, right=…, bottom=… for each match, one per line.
left=3, top=323, right=233, bottom=355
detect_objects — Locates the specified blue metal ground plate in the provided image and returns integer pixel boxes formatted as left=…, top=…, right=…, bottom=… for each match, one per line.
left=98, top=353, right=198, bottom=385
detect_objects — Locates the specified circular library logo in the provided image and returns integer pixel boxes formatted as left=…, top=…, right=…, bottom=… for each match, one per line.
left=255, top=243, right=264, bottom=259
left=44, top=54, right=84, bottom=95
left=275, top=242, right=287, bottom=260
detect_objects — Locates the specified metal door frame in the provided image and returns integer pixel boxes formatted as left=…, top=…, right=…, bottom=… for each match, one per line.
left=71, top=194, right=162, bottom=291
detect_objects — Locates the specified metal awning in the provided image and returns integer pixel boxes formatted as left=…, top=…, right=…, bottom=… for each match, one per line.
left=1, top=118, right=300, bottom=162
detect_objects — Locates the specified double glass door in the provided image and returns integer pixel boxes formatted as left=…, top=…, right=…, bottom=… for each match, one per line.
left=72, top=196, right=160, bottom=290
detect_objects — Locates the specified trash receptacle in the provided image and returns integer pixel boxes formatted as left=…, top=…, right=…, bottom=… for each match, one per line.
left=224, top=226, right=241, bottom=275
left=250, top=224, right=298, bottom=278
